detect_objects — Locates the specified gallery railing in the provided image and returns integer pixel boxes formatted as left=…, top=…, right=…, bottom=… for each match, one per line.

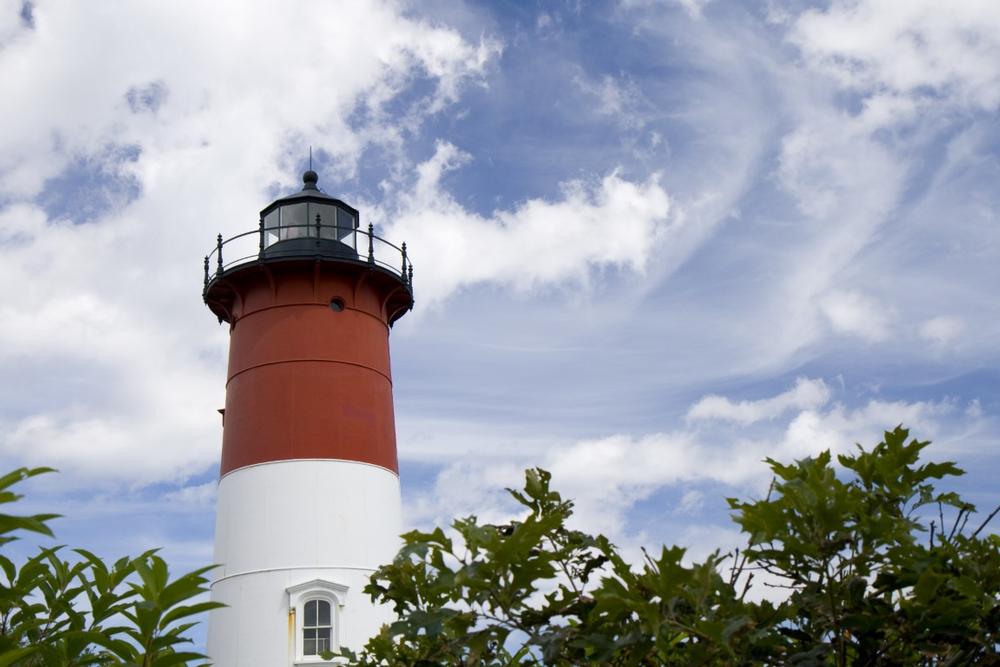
left=203, top=221, right=412, bottom=294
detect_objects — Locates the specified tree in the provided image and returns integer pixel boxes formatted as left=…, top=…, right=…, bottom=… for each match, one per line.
left=0, top=467, right=221, bottom=666
left=342, top=427, right=1000, bottom=665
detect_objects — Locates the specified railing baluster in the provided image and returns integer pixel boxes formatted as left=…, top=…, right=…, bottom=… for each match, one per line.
left=258, top=217, right=265, bottom=253
left=216, top=234, right=223, bottom=276
left=204, top=256, right=210, bottom=287
left=367, top=223, right=375, bottom=264
left=315, top=214, right=321, bottom=246
left=408, top=263, right=413, bottom=288
left=401, top=242, right=407, bottom=278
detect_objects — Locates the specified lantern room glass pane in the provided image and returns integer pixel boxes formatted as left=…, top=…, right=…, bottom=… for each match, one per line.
left=337, top=207, right=356, bottom=249
left=337, top=208, right=355, bottom=238
left=279, top=202, right=309, bottom=240
left=263, top=210, right=279, bottom=247
left=313, top=203, right=339, bottom=241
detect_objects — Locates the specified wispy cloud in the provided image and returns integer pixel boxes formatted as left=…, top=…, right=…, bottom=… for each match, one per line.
left=401, top=377, right=991, bottom=543
left=687, top=377, right=831, bottom=424
left=791, top=0, right=1000, bottom=113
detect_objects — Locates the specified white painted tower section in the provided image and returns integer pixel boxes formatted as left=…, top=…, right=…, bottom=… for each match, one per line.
left=207, top=460, right=402, bottom=666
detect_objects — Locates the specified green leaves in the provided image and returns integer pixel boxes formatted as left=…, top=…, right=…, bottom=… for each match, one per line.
left=102, top=553, right=223, bottom=667
left=0, top=466, right=221, bottom=667
left=0, top=468, right=59, bottom=548
left=350, top=468, right=611, bottom=665
left=349, top=427, right=1000, bottom=666
left=728, top=426, right=1000, bottom=665
left=349, top=469, right=761, bottom=665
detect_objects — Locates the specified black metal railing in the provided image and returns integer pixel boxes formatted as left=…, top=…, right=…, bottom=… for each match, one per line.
left=203, top=220, right=412, bottom=292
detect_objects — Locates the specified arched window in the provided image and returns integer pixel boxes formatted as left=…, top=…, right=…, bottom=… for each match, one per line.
left=287, top=578, right=349, bottom=664
left=303, top=599, right=332, bottom=656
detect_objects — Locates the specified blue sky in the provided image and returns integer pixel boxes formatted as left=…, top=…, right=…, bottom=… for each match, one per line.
left=2, top=0, right=999, bottom=652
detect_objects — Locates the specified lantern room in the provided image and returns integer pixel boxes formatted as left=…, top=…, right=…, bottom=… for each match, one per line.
left=202, top=169, right=413, bottom=327
left=260, top=169, right=360, bottom=259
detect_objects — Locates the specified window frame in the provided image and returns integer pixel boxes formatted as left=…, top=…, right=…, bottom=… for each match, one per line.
left=287, top=579, right=349, bottom=665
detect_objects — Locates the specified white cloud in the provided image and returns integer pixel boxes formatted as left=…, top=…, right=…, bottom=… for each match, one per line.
left=791, top=0, right=1000, bottom=113
left=402, top=378, right=987, bottom=545
left=687, top=377, right=831, bottom=424
left=819, top=290, right=893, bottom=343
left=0, top=202, right=46, bottom=243
left=0, top=0, right=30, bottom=48
left=377, top=141, right=672, bottom=307
left=0, top=0, right=502, bottom=199
left=920, top=315, right=965, bottom=345
left=0, top=1, right=501, bottom=486
left=777, top=398, right=952, bottom=460
left=619, top=0, right=712, bottom=19
left=573, top=73, right=640, bottom=123
left=745, top=1, right=1000, bottom=365
left=673, top=0, right=712, bottom=19
left=735, top=67, right=905, bottom=363
left=164, top=481, right=218, bottom=509
left=676, top=489, right=703, bottom=514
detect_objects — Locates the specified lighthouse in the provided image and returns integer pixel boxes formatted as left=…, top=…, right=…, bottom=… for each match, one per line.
left=202, top=169, right=413, bottom=665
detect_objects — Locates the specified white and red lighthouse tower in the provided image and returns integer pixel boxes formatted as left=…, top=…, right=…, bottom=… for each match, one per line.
left=202, top=169, right=413, bottom=666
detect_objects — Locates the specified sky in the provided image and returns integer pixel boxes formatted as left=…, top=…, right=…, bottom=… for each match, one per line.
left=2, top=0, right=1000, bottom=652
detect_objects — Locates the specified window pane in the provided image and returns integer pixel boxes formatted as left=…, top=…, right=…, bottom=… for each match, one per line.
left=279, top=203, right=308, bottom=239
left=317, top=600, right=331, bottom=625
left=317, top=628, right=331, bottom=653
left=304, top=638, right=316, bottom=655
left=304, top=600, right=317, bottom=626
left=263, top=210, right=278, bottom=231
left=337, top=208, right=356, bottom=241
left=263, top=211, right=279, bottom=248
left=313, top=204, right=339, bottom=240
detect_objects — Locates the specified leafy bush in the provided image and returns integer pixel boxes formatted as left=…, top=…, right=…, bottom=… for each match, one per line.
left=0, top=467, right=221, bottom=666
left=343, top=427, right=1000, bottom=666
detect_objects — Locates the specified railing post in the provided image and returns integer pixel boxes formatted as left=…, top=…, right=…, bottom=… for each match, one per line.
left=258, top=216, right=265, bottom=253
left=315, top=214, right=321, bottom=246
left=216, top=234, right=223, bottom=276
left=367, top=223, right=375, bottom=264
left=401, top=242, right=408, bottom=278
left=204, top=256, right=209, bottom=287
left=408, top=263, right=413, bottom=287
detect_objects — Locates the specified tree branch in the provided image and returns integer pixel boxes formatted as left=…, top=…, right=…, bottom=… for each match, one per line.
left=971, top=504, right=1000, bottom=538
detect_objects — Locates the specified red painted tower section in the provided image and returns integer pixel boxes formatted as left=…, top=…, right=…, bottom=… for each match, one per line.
left=211, top=257, right=410, bottom=475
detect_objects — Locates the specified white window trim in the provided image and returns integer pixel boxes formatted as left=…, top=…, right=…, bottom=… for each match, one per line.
left=287, top=579, right=349, bottom=665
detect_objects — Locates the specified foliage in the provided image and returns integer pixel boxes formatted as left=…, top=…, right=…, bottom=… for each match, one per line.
left=342, top=427, right=1000, bottom=665
left=0, top=467, right=222, bottom=666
